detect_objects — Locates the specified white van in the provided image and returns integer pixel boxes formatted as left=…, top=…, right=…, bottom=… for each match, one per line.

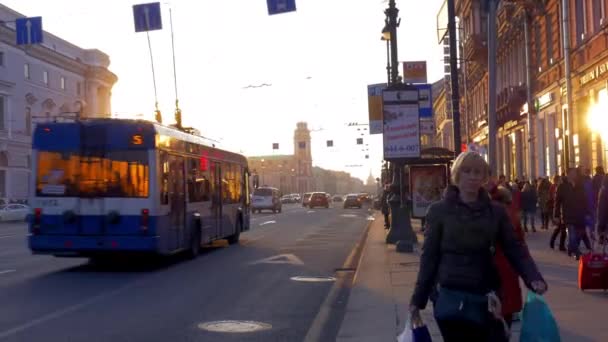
left=251, top=187, right=282, bottom=213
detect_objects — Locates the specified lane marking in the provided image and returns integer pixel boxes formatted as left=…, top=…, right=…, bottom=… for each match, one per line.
left=259, top=220, right=276, bottom=226
left=0, top=234, right=21, bottom=239
left=0, top=270, right=16, bottom=275
left=307, top=210, right=316, bottom=214
left=249, top=253, right=304, bottom=265
left=340, top=214, right=358, bottom=218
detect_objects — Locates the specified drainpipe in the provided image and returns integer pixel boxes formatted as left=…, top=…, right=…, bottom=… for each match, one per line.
left=523, top=12, right=536, bottom=181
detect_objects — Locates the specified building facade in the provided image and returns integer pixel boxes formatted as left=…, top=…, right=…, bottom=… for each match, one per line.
left=456, top=0, right=608, bottom=180
left=248, top=122, right=314, bottom=194
left=0, top=4, right=117, bottom=201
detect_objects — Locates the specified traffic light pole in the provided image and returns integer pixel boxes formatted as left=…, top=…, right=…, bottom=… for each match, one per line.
left=384, top=0, right=417, bottom=253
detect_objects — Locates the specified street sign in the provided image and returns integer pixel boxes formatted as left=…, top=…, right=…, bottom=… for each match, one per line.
left=415, top=84, right=433, bottom=118
left=367, top=83, right=385, bottom=134
left=267, top=0, right=297, bottom=15
left=403, top=61, right=428, bottom=84
left=133, top=2, right=163, bottom=32
left=16, top=17, right=43, bottom=45
left=436, top=0, right=448, bottom=43
left=356, top=138, right=363, bottom=145
left=383, top=87, right=421, bottom=160
left=326, top=140, right=333, bottom=147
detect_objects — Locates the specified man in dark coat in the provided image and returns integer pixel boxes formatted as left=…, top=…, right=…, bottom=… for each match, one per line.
left=554, top=168, right=591, bottom=259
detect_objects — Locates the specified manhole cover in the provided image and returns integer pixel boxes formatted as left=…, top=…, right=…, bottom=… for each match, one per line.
left=291, top=276, right=336, bottom=282
left=198, top=320, right=272, bottom=333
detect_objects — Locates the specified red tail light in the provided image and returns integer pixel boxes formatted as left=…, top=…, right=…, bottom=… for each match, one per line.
left=141, top=209, right=149, bottom=232
left=33, top=208, right=42, bottom=235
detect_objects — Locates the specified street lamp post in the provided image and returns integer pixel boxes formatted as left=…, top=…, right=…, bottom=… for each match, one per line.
left=382, top=0, right=417, bottom=252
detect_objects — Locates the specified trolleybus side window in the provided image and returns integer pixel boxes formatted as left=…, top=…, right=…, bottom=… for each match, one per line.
left=160, top=151, right=169, bottom=205
left=187, top=157, right=211, bottom=203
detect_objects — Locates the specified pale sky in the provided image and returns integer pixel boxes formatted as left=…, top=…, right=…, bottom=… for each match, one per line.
left=5, top=0, right=444, bottom=181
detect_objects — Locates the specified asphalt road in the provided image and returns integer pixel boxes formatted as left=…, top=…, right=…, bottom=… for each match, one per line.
left=0, top=203, right=372, bottom=342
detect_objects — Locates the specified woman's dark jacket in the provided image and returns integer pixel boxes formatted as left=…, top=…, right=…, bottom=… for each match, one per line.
left=410, top=186, right=544, bottom=310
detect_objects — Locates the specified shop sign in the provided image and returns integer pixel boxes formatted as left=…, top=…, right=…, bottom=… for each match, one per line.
left=534, top=92, right=554, bottom=111
left=504, top=120, right=519, bottom=131
left=580, top=61, right=608, bottom=86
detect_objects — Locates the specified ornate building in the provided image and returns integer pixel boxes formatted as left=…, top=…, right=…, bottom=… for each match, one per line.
left=458, top=0, right=608, bottom=179
left=248, top=122, right=314, bottom=194
left=0, top=3, right=117, bottom=201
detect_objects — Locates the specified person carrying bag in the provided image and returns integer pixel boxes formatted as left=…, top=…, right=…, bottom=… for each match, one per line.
left=408, top=152, right=547, bottom=342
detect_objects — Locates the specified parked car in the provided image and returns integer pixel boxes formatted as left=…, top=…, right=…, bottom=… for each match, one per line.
left=343, top=194, right=362, bottom=209
left=302, top=192, right=313, bottom=207
left=0, top=204, right=30, bottom=222
left=309, top=192, right=330, bottom=209
left=252, top=187, right=282, bottom=213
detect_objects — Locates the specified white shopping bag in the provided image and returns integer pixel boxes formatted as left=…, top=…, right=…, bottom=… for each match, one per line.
left=396, top=318, right=413, bottom=342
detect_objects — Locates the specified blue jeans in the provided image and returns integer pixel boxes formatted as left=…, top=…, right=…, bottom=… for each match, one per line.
left=522, top=211, right=536, bottom=229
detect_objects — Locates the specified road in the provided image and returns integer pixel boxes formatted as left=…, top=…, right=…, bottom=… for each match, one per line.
left=0, top=203, right=373, bottom=342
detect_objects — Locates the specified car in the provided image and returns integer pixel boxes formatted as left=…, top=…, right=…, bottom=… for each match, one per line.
left=252, top=187, right=282, bottom=213
left=0, top=204, right=30, bottom=222
left=281, top=195, right=293, bottom=204
left=308, top=192, right=329, bottom=208
left=343, top=194, right=362, bottom=209
left=332, top=195, right=344, bottom=202
left=290, top=193, right=302, bottom=202
left=302, top=192, right=313, bottom=207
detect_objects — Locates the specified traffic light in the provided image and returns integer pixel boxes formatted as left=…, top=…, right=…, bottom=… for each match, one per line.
left=273, top=143, right=279, bottom=150
left=357, top=138, right=363, bottom=145
left=155, top=109, right=162, bottom=124
left=326, top=140, right=333, bottom=147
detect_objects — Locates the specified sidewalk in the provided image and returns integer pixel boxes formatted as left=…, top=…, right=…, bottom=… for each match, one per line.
left=336, top=213, right=442, bottom=342
left=337, top=212, right=608, bottom=341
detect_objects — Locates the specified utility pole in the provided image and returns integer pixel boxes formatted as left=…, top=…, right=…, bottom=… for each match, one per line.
left=487, top=0, right=498, bottom=176
left=447, top=0, right=461, bottom=155
left=561, top=0, right=573, bottom=171
left=523, top=12, right=536, bottom=181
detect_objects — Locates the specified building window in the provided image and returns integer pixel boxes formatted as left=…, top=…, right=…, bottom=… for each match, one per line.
left=0, top=95, right=4, bottom=130
left=24, top=63, right=30, bottom=79
left=43, top=71, right=49, bottom=86
left=60, top=77, right=65, bottom=90
left=77, top=82, right=81, bottom=96
left=299, top=141, right=306, bottom=149
left=575, top=0, right=585, bottom=44
left=546, top=14, right=553, bottom=64
left=534, top=23, right=542, bottom=69
left=593, top=0, right=604, bottom=32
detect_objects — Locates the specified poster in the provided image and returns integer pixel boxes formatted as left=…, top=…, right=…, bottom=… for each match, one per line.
left=383, top=103, right=420, bottom=159
left=367, top=83, right=385, bottom=134
left=409, top=165, right=447, bottom=218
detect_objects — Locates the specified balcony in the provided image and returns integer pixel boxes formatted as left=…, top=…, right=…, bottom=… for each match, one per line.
left=464, top=34, right=488, bottom=66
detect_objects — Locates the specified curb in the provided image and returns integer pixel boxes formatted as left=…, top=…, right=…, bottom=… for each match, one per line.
left=302, top=210, right=377, bottom=342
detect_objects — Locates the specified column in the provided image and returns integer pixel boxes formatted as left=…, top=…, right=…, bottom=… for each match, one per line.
left=515, top=129, right=524, bottom=179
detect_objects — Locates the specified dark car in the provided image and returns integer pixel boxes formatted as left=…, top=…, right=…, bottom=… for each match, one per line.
left=309, top=192, right=329, bottom=209
left=332, top=195, right=344, bottom=202
left=343, top=194, right=362, bottom=209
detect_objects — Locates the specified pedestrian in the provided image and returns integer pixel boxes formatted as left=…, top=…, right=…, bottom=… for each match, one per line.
left=592, top=166, right=605, bottom=201
left=409, top=152, right=547, bottom=342
left=596, top=175, right=608, bottom=245
left=554, top=168, right=591, bottom=260
left=537, top=178, right=552, bottom=230
left=521, top=182, right=538, bottom=233
left=489, top=185, right=527, bottom=330
left=381, top=184, right=391, bottom=229
left=549, top=175, right=567, bottom=251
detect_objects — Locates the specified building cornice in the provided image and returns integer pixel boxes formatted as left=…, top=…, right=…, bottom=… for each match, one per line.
left=1, top=26, right=98, bottom=77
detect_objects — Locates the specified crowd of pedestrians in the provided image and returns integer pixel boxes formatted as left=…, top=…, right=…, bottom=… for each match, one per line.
left=403, top=152, right=607, bottom=341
